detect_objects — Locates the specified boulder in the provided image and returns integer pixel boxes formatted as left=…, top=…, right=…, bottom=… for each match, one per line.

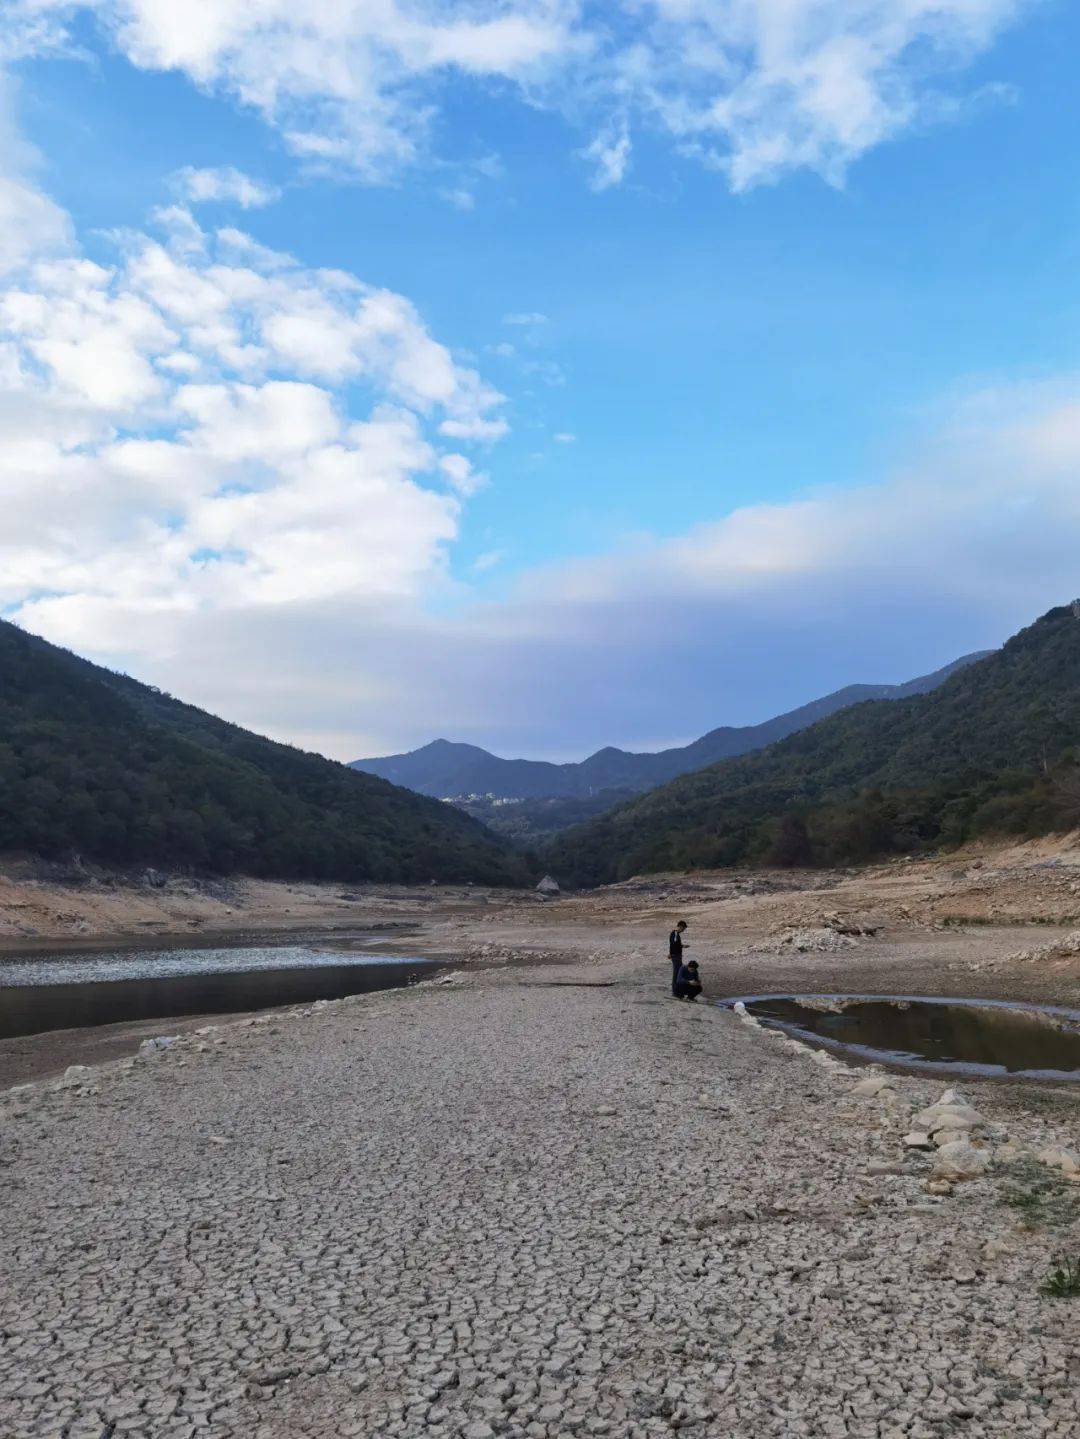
left=536, top=875, right=561, bottom=895
left=931, top=1139, right=990, bottom=1182
left=1037, top=1146, right=1080, bottom=1175
left=139, top=1035, right=179, bottom=1056
left=923, top=1178, right=954, bottom=1197
left=903, top=1131, right=933, bottom=1150
left=912, top=1102, right=984, bottom=1136
left=853, top=1076, right=895, bottom=1097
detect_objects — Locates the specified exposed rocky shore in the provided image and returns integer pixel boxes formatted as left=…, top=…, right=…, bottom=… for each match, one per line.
left=4, top=842, right=1080, bottom=1437
left=3, top=951, right=1080, bottom=1437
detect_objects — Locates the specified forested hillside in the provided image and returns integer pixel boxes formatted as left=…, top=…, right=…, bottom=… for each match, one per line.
left=548, top=605, right=1080, bottom=886
left=352, top=652, right=987, bottom=803
left=0, top=620, right=529, bottom=885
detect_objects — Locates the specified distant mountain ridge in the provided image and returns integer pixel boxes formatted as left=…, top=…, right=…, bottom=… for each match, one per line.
left=547, top=604, right=1080, bottom=886
left=351, top=652, right=991, bottom=802
left=0, top=618, right=528, bottom=885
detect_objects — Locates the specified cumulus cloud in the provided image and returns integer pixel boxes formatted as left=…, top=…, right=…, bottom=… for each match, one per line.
left=0, top=175, right=73, bottom=274
left=172, top=165, right=281, bottom=208
left=0, top=205, right=507, bottom=654
left=5, top=0, right=1030, bottom=189
left=21, top=380, right=1080, bottom=763
left=0, top=75, right=72, bottom=274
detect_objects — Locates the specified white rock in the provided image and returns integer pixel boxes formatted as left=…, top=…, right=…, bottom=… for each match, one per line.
left=1037, top=1146, right=1080, bottom=1174
left=903, top=1132, right=933, bottom=1149
left=923, top=1178, right=954, bottom=1197
left=853, top=1076, right=895, bottom=1097
left=911, top=1102, right=984, bottom=1135
left=138, top=1035, right=179, bottom=1056
left=931, top=1139, right=990, bottom=1181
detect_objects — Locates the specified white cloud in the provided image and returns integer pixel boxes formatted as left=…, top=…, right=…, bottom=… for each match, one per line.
left=0, top=205, right=507, bottom=650
left=581, top=121, right=631, bottom=191
left=6, top=0, right=1031, bottom=189
left=0, top=175, right=72, bottom=273
left=438, top=186, right=476, bottom=211
left=13, top=371, right=1080, bottom=763
left=553, top=431, right=576, bottom=444
left=503, top=312, right=549, bottom=326
left=173, top=165, right=281, bottom=208
left=471, top=548, right=505, bottom=573
left=0, top=74, right=72, bottom=275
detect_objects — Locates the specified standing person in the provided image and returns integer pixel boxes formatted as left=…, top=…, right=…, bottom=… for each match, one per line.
left=668, top=920, right=688, bottom=996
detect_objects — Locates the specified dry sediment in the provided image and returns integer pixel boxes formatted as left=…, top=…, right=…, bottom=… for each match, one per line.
left=3, top=948, right=1080, bottom=1439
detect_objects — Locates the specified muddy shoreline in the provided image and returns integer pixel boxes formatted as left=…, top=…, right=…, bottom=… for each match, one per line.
left=5, top=837, right=1080, bottom=1093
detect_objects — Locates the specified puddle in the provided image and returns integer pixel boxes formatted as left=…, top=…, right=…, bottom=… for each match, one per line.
left=0, top=944, right=443, bottom=1040
left=722, top=993, right=1080, bottom=1080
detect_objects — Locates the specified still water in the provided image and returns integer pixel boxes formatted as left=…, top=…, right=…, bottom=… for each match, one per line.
left=726, top=994, right=1080, bottom=1080
left=0, top=944, right=442, bottom=1039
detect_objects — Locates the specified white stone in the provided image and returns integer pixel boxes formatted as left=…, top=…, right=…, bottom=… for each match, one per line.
left=138, top=1035, right=179, bottom=1055
left=853, top=1076, right=895, bottom=1097
left=911, top=1102, right=984, bottom=1135
left=903, top=1132, right=933, bottom=1149
left=931, top=1139, right=990, bottom=1182
left=1037, top=1146, right=1080, bottom=1174
left=923, top=1178, right=954, bottom=1197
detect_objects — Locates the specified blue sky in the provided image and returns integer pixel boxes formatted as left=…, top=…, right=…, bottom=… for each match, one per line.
left=2, top=0, right=1080, bottom=759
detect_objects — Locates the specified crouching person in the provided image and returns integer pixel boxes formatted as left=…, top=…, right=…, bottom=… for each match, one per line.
left=675, top=958, right=703, bottom=1002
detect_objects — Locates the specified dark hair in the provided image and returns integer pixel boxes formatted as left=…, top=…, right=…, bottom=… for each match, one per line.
left=676, top=919, right=687, bottom=928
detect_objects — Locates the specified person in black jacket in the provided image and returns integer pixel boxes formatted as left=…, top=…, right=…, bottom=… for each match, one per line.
left=675, top=959, right=703, bottom=1002
left=668, top=920, right=687, bottom=996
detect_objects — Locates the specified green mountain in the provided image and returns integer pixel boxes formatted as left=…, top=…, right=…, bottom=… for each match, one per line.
left=548, top=604, right=1080, bottom=886
left=351, top=652, right=988, bottom=802
left=0, top=619, right=529, bottom=886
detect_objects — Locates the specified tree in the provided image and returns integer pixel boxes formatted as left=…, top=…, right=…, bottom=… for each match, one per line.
left=770, top=812, right=813, bottom=867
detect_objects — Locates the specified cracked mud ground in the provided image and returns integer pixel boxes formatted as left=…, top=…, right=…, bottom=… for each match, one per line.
left=3, top=955, right=1080, bottom=1439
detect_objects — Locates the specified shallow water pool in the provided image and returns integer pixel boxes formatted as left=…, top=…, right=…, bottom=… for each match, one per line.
left=0, top=944, right=442, bottom=1039
left=722, top=993, right=1080, bottom=1080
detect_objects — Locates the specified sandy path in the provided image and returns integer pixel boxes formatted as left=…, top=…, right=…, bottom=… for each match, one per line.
left=3, top=954, right=1080, bottom=1439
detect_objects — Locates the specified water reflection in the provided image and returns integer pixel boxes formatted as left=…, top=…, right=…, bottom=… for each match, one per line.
left=0, top=945, right=441, bottom=1039
left=731, top=994, right=1080, bottom=1079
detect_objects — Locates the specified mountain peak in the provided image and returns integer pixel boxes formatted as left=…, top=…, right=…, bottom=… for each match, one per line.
left=351, top=648, right=991, bottom=813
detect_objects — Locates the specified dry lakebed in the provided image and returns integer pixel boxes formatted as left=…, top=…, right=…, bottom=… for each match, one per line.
left=3, top=843, right=1080, bottom=1438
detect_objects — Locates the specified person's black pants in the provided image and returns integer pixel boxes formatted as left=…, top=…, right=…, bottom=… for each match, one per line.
left=671, top=959, right=681, bottom=995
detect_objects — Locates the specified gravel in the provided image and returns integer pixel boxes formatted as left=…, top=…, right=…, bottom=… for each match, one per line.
left=2, top=960, right=1080, bottom=1438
